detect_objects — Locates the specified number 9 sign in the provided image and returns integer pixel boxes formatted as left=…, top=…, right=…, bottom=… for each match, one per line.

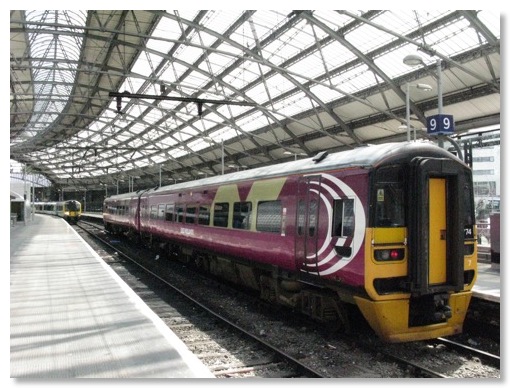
left=426, top=114, right=455, bottom=135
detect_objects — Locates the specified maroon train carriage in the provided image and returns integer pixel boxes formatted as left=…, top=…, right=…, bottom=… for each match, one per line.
left=103, top=141, right=478, bottom=343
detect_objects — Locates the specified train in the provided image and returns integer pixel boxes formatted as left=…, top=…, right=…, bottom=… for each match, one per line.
left=34, top=200, right=82, bottom=223
left=103, top=141, right=478, bottom=343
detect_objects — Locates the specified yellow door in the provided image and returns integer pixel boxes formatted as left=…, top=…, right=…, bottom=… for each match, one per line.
left=429, top=178, right=447, bottom=284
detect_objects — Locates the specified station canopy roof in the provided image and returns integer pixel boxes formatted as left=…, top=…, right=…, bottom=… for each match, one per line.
left=10, top=10, right=500, bottom=191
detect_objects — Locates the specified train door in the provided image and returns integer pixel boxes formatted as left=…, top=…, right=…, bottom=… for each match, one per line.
left=295, top=175, right=321, bottom=275
left=408, top=158, right=465, bottom=296
left=429, top=178, right=447, bottom=284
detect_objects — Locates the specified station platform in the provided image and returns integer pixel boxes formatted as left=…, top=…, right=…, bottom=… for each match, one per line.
left=472, top=262, right=500, bottom=303
left=10, top=214, right=215, bottom=378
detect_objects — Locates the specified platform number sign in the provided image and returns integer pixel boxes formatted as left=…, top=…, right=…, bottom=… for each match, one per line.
left=426, top=114, right=455, bottom=135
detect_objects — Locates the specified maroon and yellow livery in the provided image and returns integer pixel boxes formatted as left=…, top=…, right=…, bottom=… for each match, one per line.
left=104, top=141, right=477, bottom=342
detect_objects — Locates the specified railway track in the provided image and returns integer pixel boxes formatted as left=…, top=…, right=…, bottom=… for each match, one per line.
left=75, top=219, right=500, bottom=378
left=366, top=337, right=500, bottom=378
left=75, top=221, right=324, bottom=378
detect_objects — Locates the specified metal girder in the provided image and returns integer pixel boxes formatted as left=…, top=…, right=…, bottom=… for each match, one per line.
left=10, top=10, right=500, bottom=192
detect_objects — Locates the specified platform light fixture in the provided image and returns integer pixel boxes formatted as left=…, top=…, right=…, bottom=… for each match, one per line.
left=284, top=151, right=307, bottom=161
left=403, top=53, right=464, bottom=159
left=403, top=54, right=443, bottom=115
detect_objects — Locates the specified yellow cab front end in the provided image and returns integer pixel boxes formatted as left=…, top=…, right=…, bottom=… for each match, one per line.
left=355, top=226, right=477, bottom=343
left=354, top=159, right=478, bottom=343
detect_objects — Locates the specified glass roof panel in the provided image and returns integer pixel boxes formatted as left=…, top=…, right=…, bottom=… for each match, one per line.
left=426, top=19, right=481, bottom=55
left=286, top=52, right=330, bottom=81
left=221, top=60, right=261, bottom=90
left=160, top=60, right=189, bottom=83
left=21, top=10, right=87, bottom=140
left=372, top=10, right=447, bottom=37
left=10, top=10, right=500, bottom=189
left=150, top=15, right=185, bottom=42
left=169, top=147, right=187, bottom=159
left=234, top=110, right=270, bottom=133
left=271, top=91, right=314, bottom=118
left=249, top=72, right=296, bottom=100
left=312, top=10, right=354, bottom=31
left=175, top=45, right=207, bottom=69
left=201, top=10, right=241, bottom=38
left=478, top=10, right=500, bottom=38
left=278, top=23, right=318, bottom=58
left=345, top=21, right=394, bottom=55
left=197, top=52, right=235, bottom=75
left=319, top=40, right=357, bottom=70
left=310, top=64, right=376, bottom=98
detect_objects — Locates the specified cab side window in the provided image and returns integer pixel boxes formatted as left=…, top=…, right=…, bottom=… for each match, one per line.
left=332, top=199, right=354, bottom=237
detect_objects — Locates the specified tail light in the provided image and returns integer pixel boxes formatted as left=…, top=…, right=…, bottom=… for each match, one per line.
left=374, top=248, right=405, bottom=262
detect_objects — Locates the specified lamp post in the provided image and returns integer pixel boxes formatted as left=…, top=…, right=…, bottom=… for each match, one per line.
left=221, top=139, right=224, bottom=175
left=403, top=54, right=464, bottom=160
left=405, top=82, right=432, bottom=141
left=403, top=54, right=444, bottom=142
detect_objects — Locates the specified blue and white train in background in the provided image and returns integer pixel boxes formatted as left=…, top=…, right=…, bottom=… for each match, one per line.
left=34, top=200, right=82, bottom=223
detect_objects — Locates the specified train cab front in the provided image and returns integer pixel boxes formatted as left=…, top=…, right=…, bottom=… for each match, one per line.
left=65, top=200, right=82, bottom=223
left=355, top=154, right=478, bottom=342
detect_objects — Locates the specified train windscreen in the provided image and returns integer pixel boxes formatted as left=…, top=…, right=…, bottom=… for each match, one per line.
left=373, top=166, right=405, bottom=227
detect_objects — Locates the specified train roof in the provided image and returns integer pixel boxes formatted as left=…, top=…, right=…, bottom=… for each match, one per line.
left=105, top=141, right=465, bottom=200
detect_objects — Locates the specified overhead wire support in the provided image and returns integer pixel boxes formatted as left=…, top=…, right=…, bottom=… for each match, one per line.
left=109, top=90, right=257, bottom=116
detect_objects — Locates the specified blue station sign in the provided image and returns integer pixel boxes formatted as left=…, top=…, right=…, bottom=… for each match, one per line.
left=426, top=114, right=455, bottom=135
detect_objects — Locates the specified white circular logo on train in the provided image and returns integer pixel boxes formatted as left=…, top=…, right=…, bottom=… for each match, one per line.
left=302, top=173, right=366, bottom=276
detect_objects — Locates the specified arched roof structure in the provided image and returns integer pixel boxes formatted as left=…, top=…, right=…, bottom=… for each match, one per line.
left=10, top=10, right=500, bottom=192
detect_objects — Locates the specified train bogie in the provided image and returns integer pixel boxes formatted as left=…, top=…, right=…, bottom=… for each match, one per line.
left=103, top=141, right=477, bottom=343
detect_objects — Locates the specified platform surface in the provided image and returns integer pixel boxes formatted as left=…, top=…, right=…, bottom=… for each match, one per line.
left=472, top=262, right=500, bottom=303
left=10, top=214, right=214, bottom=378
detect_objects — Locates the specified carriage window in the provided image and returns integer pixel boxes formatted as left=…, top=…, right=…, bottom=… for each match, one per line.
left=198, top=205, right=210, bottom=225
left=308, top=199, right=318, bottom=237
left=213, top=202, right=229, bottom=227
left=158, top=204, right=165, bottom=220
left=233, top=202, right=252, bottom=229
left=374, top=166, right=405, bottom=227
left=256, top=201, right=282, bottom=233
left=332, top=199, right=355, bottom=237
left=165, top=203, right=175, bottom=222
left=297, top=200, right=305, bottom=236
left=185, top=205, right=197, bottom=224
left=150, top=205, right=157, bottom=219
left=176, top=204, right=185, bottom=222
